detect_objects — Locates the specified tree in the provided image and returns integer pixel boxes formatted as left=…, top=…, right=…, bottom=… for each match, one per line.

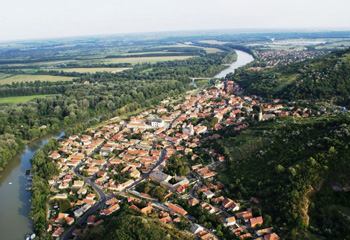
left=59, top=199, right=71, bottom=213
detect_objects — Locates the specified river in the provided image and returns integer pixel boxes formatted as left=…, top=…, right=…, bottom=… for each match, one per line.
left=214, top=50, right=254, bottom=78
left=0, top=131, right=64, bottom=240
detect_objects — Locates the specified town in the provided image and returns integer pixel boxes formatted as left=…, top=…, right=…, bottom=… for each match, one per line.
left=247, top=49, right=330, bottom=71
left=43, top=77, right=338, bottom=240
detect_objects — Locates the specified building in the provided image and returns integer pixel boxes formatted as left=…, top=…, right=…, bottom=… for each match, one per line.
left=160, top=176, right=189, bottom=192
left=224, top=216, right=236, bottom=227
left=150, top=118, right=165, bottom=128
left=167, top=203, right=188, bottom=216
left=149, top=171, right=171, bottom=183
left=203, top=190, right=215, bottom=199
left=190, top=224, right=204, bottom=234
left=182, top=124, right=194, bottom=136
left=250, top=216, right=263, bottom=228
left=74, top=204, right=92, bottom=218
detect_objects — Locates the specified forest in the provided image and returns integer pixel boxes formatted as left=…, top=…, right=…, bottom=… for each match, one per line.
left=214, top=113, right=350, bottom=239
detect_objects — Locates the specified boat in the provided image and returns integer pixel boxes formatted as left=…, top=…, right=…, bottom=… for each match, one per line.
left=27, top=176, right=33, bottom=181
left=25, top=233, right=36, bottom=240
left=26, top=187, right=32, bottom=191
left=25, top=169, right=31, bottom=175
left=8, top=182, right=12, bottom=185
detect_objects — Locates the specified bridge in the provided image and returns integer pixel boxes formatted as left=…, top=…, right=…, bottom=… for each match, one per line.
left=190, top=77, right=212, bottom=82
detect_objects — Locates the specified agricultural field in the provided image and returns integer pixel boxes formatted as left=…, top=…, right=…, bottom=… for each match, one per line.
left=315, top=40, right=350, bottom=50
left=0, top=74, right=74, bottom=85
left=101, top=55, right=194, bottom=64
left=120, top=51, right=171, bottom=56
left=41, top=67, right=132, bottom=73
left=173, top=43, right=222, bottom=53
left=0, top=94, right=55, bottom=104
left=0, top=73, right=12, bottom=80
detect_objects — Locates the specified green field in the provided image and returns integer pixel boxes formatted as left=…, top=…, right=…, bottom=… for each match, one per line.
left=0, top=74, right=75, bottom=85
left=102, top=55, right=193, bottom=64
left=174, top=43, right=222, bottom=53
left=41, top=67, right=132, bottom=73
left=120, top=51, right=170, bottom=56
left=0, top=95, right=55, bottom=104
left=0, top=73, right=12, bottom=80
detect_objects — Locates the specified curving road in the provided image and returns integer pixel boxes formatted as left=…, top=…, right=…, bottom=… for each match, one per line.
left=61, top=165, right=111, bottom=240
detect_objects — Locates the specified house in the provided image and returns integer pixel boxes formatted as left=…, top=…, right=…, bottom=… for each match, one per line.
left=140, top=206, right=153, bottom=214
left=256, top=228, right=273, bottom=236
left=200, top=202, right=216, bottom=214
left=188, top=198, right=200, bottom=206
left=101, top=203, right=120, bottom=216
left=167, top=203, right=188, bottom=216
left=52, top=227, right=64, bottom=238
left=194, top=125, right=207, bottom=134
left=264, top=233, right=280, bottom=240
left=222, top=198, right=240, bottom=211
left=50, top=151, right=61, bottom=160
left=86, top=193, right=96, bottom=200
left=240, top=233, right=252, bottom=239
left=203, top=190, right=215, bottom=199
left=72, top=180, right=84, bottom=188
left=198, top=230, right=218, bottom=240
left=74, top=204, right=92, bottom=218
left=87, top=215, right=96, bottom=225
left=150, top=118, right=165, bottom=128
left=55, top=213, right=68, bottom=223
left=250, top=216, right=263, bottom=228
left=224, top=216, right=236, bottom=227
left=65, top=217, right=75, bottom=225
left=52, top=193, right=67, bottom=199
left=149, top=171, right=171, bottom=183
left=190, top=224, right=204, bottom=234
left=130, top=170, right=141, bottom=179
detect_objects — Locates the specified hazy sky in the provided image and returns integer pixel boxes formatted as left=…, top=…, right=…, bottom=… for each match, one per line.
left=1, top=0, right=350, bottom=41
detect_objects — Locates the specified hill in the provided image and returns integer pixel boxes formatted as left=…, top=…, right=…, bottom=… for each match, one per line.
left=215, top=113, right=350, bottom=239
left=77, top=211, right=192, bottom=240
left=233, top=48, right=350, bottom=105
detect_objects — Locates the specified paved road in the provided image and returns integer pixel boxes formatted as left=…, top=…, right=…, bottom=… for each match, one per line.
left=61, top=165, right=111, bottom=240
left=121, top=147, right=167, bottom=194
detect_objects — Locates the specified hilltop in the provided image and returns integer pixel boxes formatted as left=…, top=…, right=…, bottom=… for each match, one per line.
left=234, top=48, right=350, bottom=105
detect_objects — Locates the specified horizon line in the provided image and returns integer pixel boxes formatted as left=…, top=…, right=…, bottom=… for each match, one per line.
left=2, top=27, right=350, bottom=44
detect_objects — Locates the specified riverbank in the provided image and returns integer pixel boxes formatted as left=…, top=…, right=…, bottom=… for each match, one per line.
left=214, top=50, right=254, bottom=78
left=0, top=131, right=64, bottom=240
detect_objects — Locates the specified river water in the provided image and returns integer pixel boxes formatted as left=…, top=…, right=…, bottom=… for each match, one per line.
left=0, top=131, right=64, bottom=240
left=0, top=49, right=254, bottom=240
left=214, top=50, right=254, bottom=78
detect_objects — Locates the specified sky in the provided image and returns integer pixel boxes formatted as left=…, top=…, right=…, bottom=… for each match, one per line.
left=1, top=0, right=350, bottom=41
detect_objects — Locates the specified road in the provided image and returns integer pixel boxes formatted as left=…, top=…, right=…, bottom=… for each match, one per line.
left=61, top=165, right=111, bottom=240
left=120, top=147, right=168, bottom=194
left=62, top=145, right=167, bottom=239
